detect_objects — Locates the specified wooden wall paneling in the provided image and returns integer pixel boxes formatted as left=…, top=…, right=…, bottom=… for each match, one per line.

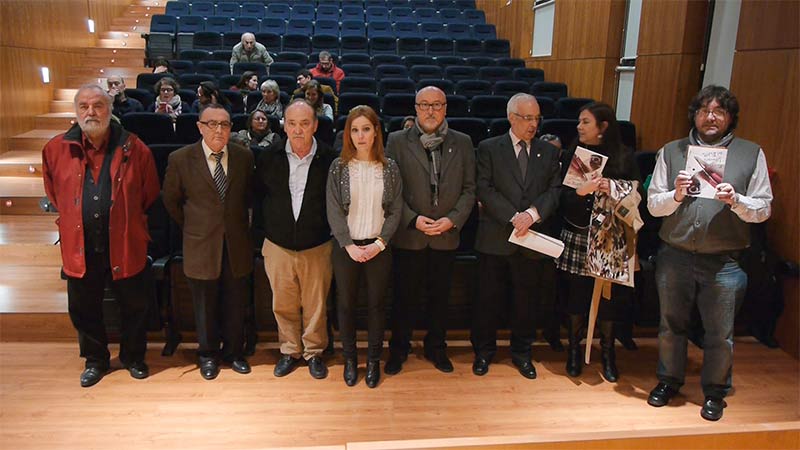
left=0, top=0, right=94, bottom=50
left=630, top=54, right=703, bottom=151
left=736, top=0, right=800, bottom=51
left=88, top=0, right=132, bottom=37
left=476, top=0, right=534, bottom=59
left=528, top=58, right=619, bottom=105
left=776, top=279, right=799, bottom=359
left=637, top=0, right=708, bottom=55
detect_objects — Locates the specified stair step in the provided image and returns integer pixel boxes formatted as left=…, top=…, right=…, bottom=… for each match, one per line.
left=98, top=38, right=146, bottom=49
left=50, top=100, right=77, bottom=114
left=126, top=5, right=165, bottom=15
left=0, top=215, right=58, bottom=245
left=70, top=66, right=145, bottom=77
left=0, top=151, right=44, bottom=178
left=85, top=47, right=145, bottom=58
left=0, top=244, right=62, bottom=267
left=0, top=177, right=49, bottom=215
left=55, top=89, right=78, bottom=101
left=36, top=113, right=76, bottom=130
left=83, top=56, right=146, bottom=67
left=9, top=130, right=61, bottom=152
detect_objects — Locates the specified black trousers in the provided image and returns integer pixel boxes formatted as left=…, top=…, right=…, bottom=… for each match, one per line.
left=185, top=247, right=248, bottom=363
left=66, top=249, right=150, bottom=369
left=471, top=251, right=556, bottom=362
left=557, top=270, right=632, bottom=322
left=332, top=243, right=392, bottom=361
left=389, top=247, right=456, bottom=354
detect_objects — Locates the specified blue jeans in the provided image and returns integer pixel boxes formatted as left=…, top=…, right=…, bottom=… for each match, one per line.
left=655, top=244, right=747, bottom=398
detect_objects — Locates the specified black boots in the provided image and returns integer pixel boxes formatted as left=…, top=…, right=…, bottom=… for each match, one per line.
left=600, top=320, right=619, bottom=382
left=566, top=314, right=583, bottom=377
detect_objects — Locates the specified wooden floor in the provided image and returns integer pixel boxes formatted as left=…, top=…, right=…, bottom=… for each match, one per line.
left=1, top=338, right=797, bottom=449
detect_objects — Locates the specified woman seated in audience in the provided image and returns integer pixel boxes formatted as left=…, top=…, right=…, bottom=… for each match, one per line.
left=556, top=102, right=641, bottom=383
left=152, top=77, right=185, bottom=121
left=236, top=71, right=259, bottom=110
left=231, top=110, right=277, bottom=149
left=151, top=58, right=173, bottom=75
left=303, top=80, right=333, bottom=121
left=192, top=81, right=231, bottom=113
left=326, top=106, right=403, bottom=388
left=251, top=79, right=283, bottom=119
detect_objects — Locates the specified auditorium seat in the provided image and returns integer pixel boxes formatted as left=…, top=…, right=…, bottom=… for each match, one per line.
left=513, top=67, right=545, bottom=86
left=369, top=37, right=399, bottom=55
left=436, top=56, right=466, bottom=67
left=478, top=66, right=512, bottom=84
left=410, top=65, right=444, bottom=82
left=455, top=79, right=491, bottom=99
left=439, top=8, right=465, bottom=24
left=454, top=39, right=483, bottom=57
left=137, top=73, right=170, bottom=91
left=472, top=24, right=497, bottom=40
left=192, top=31, right=223, bottom=52
left=445, top=65, right=478, bottom=82
left=222, top=32, right=242, bottom=49
left=121, top=113, right=177, bottom=145
left=240, top=3, right=265, bottom=18
left=290, top=3, right=315, bottom=21
left=146, top=15, right=177, bottom=61
left=536, top=96, right=556, bottom=119
left=398, top=37, right=426, bottom=56
left=340, top=35, right=369, bottom=54
left=165, top=2, right=189, bottom=17
left=177, top=73, right=215, bottom=91
left=277, top=51, right=309, bottom=66
left=390, top=7, right=413, bottom=23
left=254, top=33, right=281, bottom=53
left=269, top=62, right=302, bottom=77
left=366, top=6, right=390, bottom=22
left=266, top=3, right=291, bottom=21
left=340, top=53, right=372, bottom=65
left=205, top=16, right=231, bottom=33
left=445, top=94, right=469, bottom=117
left=218, top=74, right=239, bottom=89
left=421, top=23, right=446, bottom=40
left=341, top=20, right=367, bottom=37
left=539, top=118, right=579, bottom=147
left=455, top=0, right=478, bottom=9
left=415, top=7, right=439, bottom=24
left=260, top=18, right=286, bottom=35
left=338, top=93, right=381, bottom=117
left=393, top=21, right=419, bottom=39
left=465, top=56, right=496, bottom=67
left=315, top=116, right=336, bottom=147
left=427, top=37, right=455, bottom=56
left=404, top=55, right=436, bottom=67
left=378, top=78, right=416, bottom=96
left=447, top=117, right=488, bottom=147
left=555, top=97, right=594, bottom=119
left=282, top=35, right=311, bottom=53
left=372, top=54, right=403, bottom=66
left=375, top=64, right=409, bottom=79
left=446, top=23, right=472, bottom=40
left=196, top=60, right=229, bottom=78
left=381, top=93, right=417, bottom=119
left=232, top=62, right=268, bottom=77
left=531, top=81, right=569, bottom=101
left=619, top=120, right=637, bottom=151
left=340, top=5, right=365, bottom=22
left=492, top=80, right=530, bottom=98
left=463, top=9, right=486, bottom=25
left=221, top=89, right=245, bottom=114
left=483, top=39, right=511, bottom=58
left=368, top=21, right=394, bottom=39
left=469, top=95, right=508, bottom=119
left=496, top=57, right=526, bottom=69
left=124, top=88, right=155, bottom=110
left=340, top=63, right=374, bottom=78
left=417, top=79, right=455, bottom=95
left=216, top=2, right=240, bottom=17
left=175, top=113, right=202, bottom=144
left=315, top=5, right=340, bottom=22
left=190, top=2, right=214, bottom=17
left=210, top=49, right=232, bottom=62
left=178, top=88, right=197, bottom=106
left=340, top=77, right=378, bottom=94
left=488, top=118, right=511, bottom=137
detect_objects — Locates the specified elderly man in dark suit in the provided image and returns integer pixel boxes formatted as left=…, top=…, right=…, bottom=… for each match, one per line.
left=471, top=93, right=561, bottom=379
left=384, top=86, right=476, bottom=375
left=163, top=104, right=254, bottom=380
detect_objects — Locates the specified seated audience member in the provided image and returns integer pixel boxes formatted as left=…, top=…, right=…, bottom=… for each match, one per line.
left=251, top=79, right=283, bottom=118
left=229, top=32, right=274, bottom=74
left=235, top=71, right=259, bottom=111
left=232, top=110, right=277, bottom=148
left=192, top=81, right=231, bottom=113
left=107, top=76, right=143, bottom=118
left=153, top=77, right=185, bottom=121
left=303, top=81, right=333, bottom=121
left=326, top=105, right=403, bottom=388
left=401, top=115, right=416, bottom=130
left=292, top=69, right=338, bottom=111
left=152, top=58, right=173, bottom=75
left=310, top=51, right=346, bottom=92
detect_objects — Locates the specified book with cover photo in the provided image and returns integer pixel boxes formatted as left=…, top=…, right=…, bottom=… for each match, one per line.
left=563, top=146, right=608, bottom=189
left=685, top=145, right=726, bottom=199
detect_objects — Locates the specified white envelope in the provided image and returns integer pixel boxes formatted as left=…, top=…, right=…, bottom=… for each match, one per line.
left=508, top=229, right=565, bottom=259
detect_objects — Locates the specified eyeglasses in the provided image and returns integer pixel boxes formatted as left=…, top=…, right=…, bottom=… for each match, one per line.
left=199, top=120, right=233, bottom=130
left=511, top=112, right=543, bottom=123
left=415, top=102, right=446, bottom=111
left=695, top=108, right=728, bottom=120
left=160, top=87, right=174, bottom=92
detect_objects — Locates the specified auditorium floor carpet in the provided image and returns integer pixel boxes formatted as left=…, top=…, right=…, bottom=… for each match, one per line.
left=1, top=338, right=797, bottom=449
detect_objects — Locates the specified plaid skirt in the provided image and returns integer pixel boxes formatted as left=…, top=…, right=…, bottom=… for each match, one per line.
left=556, top=228, right=590, bottom=276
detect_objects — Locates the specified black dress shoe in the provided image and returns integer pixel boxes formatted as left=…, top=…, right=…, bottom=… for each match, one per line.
left=231, top=359, right=251, bottom=374
left=617, top=336, right=639, bottom=351
left=126, top=361, right=150, bottom=379
left=512, top=359, right=537, bottom=379
left=700, top=396, right=727, bottom=421
left=647, top=382, right=679, bottom=407
left=274, top=355, right=300, bottom=377
left=343, top=358, right=358, bottom=386
left=200, top=360, right=220, bottom=380
left=424, top=349, right=454, bottom=373
left=384, top=352, right=407, bottom=375
left=545, top=334, right=565, bottom=352
left=365, top=360, right=380, bottom=388
left=80, top=367, right=106, bottom=388
left=472, top=357, right=490, bottom=376
left=308, top=356, right=328, bottom=379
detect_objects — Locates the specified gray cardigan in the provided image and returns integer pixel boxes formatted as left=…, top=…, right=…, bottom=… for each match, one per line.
left=326, top=157, right=403, bottom=247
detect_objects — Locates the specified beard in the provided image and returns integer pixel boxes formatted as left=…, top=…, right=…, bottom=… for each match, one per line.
left=78, top=115, right=111, bottom=139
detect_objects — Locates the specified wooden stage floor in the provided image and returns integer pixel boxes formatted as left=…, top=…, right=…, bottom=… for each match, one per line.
left=1, top=338, right=798, bottom=449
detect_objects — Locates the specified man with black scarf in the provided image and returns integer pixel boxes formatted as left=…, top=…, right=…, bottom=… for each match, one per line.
left=384, top=86, right=476, bottom=375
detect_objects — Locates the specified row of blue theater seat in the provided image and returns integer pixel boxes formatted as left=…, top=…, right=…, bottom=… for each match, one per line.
left=164, top=2, right=483, bottom=21
left=167, top=0, right=478, bottom=9
left=149, top=15, right=495, bottom=38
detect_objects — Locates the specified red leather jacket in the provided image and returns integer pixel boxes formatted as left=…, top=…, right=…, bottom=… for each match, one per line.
left=42, top=122, right=160, bottom=280
left=310, top=62, right=345, bottom=92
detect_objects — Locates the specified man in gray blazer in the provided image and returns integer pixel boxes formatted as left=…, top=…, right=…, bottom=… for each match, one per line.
left=163, top=104, right=254, bottom=380
left=384, top=86, right=476, bottom=375
left=471, top=93, right=561, bottom=379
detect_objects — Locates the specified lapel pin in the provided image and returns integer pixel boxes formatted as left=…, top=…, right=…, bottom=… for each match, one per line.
left=536, top=153, right=541, bottom=158
left=448, top=148, right=452, bottom=153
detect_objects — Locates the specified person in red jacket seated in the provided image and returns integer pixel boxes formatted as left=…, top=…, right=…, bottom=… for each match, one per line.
left=41, top=84, right=160, bottom=388
left=310, top=51, right=346, bottom=93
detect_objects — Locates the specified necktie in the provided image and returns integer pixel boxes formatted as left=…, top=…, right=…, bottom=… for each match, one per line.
left=518, top=141, right=529, bottom=182
left=212, top=151, right=228, bottom=201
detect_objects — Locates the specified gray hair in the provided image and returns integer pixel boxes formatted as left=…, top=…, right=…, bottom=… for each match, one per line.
left=74, top=84, right=113, bottom=106
left=318, top=50, right=332, bottom=61
left=241, top=32, right=255, bottom=42
left=507, top=92, right=536, bottom=116
left=260, top=79, right=280, bottom=96
left=285, top=98, right=317, bottom=122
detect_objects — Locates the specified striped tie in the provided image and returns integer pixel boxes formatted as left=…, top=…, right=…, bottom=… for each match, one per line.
left=212, top=151, right=228, bottom=202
